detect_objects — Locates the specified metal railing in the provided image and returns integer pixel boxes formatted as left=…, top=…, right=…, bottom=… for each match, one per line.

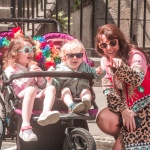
left=7, top=0, right=150, bottom=50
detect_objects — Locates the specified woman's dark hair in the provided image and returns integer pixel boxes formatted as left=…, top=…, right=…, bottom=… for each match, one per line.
left=95, top=24, right=150, bottom=64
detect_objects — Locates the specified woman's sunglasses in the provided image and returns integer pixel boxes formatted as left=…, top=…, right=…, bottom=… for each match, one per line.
left=66, top=53, right=83, bottom=59
left=18, top=46, right=37, bottom=54
left=99, top=39, right=117, bottom=49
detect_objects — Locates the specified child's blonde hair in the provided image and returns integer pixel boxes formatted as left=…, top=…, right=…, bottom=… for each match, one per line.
left=60, top=39, right=84, bottom=61
left=2, top=35, right=36, bottom=69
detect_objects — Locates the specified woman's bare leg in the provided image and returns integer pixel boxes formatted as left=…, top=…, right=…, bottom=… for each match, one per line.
left=112, top=136, right=122, bottom=150
left=96, top=107, right=123, bottom=150
left=96, top=107, right=120, bottom=135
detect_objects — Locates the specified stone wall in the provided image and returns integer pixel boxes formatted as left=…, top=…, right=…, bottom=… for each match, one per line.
left=1, top=0, right=150, bottom=49
left=95, top=0, right=150, bottom=48
left=0, top=0, right=11, bottom=18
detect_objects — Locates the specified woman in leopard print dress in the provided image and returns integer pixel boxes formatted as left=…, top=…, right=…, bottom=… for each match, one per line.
left=95, top=24, right=150, bottom=150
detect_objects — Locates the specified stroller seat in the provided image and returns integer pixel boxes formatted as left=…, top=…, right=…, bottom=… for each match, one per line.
left=1, top=70, right=98, bottom=150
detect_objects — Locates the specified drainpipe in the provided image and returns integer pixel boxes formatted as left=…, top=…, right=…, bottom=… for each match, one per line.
left=92, top=0, right=95, bottom=48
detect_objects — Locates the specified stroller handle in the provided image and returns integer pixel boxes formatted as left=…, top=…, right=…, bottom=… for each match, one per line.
left=0, top=18, right=61, bottom=32
left=3, top=71, right=94, bottom=84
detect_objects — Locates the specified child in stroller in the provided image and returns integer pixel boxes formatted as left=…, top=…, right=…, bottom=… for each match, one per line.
left=0, top=28, right=102, bottom=150
left=47, top=39, right=105, bottom=114
left=2, top=35, right=60, bottom=142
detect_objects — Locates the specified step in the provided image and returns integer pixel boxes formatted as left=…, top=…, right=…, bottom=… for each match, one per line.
left=88, top=57, right=102, bottom=87
left=94, top=136, right=115, bottom=150
left=86, top=48, right=99, bottom=57
left=0, top=7, right=11, bottom=18
left=0, top=23, right=12, bottom=32
left=0, top=0, right=11, bottom=7
left=89, top=57, right=101, bottom=67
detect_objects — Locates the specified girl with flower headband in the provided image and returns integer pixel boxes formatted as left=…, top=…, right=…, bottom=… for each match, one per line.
left=2, top=35, right=60, bottom=142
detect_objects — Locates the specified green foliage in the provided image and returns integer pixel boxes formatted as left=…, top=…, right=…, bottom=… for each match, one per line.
left=73, top=0, right=81, bottom=12
left=52, top=11, right=73, bottom=31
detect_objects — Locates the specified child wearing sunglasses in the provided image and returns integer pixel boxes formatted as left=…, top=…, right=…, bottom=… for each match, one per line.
left=2, top=35, right=60, bottom=142
left=95, top=24, right=150, bottom=150
left=47, top=39, right=106, bottom=114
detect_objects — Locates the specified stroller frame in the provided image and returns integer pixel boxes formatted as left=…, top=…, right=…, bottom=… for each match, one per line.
left=0, top=71, right=98, bottom=150
left=0, top=19, right=98, bottom=149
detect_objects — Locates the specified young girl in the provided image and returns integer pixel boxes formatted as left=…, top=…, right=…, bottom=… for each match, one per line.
left=2, top=35, right=60, bottom=142
left=48, top=39, right=106, bottom=114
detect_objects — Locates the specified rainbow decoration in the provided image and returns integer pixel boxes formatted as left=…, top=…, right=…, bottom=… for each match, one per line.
left=0, top=26, right=23, bottom=48
left=0, top=37, right=10, bottom=48
left=33, top=36, right=61, bottom=70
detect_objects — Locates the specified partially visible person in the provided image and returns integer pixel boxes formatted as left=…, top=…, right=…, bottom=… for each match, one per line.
left=47, top=39, right=106, bottom=114
left=95, top=24, right=150, bottom=150
left=2, top=35, right=60, bottom=142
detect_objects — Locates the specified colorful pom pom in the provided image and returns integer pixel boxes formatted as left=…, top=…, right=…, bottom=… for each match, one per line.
left=0, top=37, right=10, bottom=47
left=33, top=36, right=61, bottom=69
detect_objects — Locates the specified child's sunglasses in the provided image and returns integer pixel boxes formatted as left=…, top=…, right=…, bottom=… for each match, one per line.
left=66, top=53, right=83, bottom=59
left=18, top=46, right=37, bottom=54
left=98, top=39, right=117, bottom=49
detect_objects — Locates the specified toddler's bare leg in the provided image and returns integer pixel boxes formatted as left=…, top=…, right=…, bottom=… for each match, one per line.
left=61, top=87, right=73, bottom=106
left=80, top=89, right=91, bottom=101
left=80, top=89, right=91, bottom=113
left=37, top=85, right=60, bottom=126
left=61, top=87, right=84, bottom=113
left=43, top=85, right=56, bottom=111
left=21, top=86, right=37, bottom=127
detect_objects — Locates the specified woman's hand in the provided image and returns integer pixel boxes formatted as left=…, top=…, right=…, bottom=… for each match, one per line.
left=107, top=57, right=122, bottom=69
left=96, top=66, right=103, bottom=75
left=121, top=108, right=136, bottom=132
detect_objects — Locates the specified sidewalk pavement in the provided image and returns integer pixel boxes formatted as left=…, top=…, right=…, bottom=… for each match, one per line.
left=88, top=87, right=115, bottom=150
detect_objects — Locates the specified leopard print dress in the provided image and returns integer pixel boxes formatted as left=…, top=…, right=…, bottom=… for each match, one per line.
left=101, top=54, right=150, bottom=150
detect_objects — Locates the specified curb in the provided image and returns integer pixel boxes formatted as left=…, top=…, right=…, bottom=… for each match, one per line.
left=93, top=136, right=115, bottom=149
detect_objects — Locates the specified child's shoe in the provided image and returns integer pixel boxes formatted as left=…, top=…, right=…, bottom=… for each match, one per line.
left=69, top=102, right=85, bottom=114
left=37, top=111, right=60, bottom=126
left=19, top=126, right=38, bottom=142
left=81, top=98, right=91, bottom=114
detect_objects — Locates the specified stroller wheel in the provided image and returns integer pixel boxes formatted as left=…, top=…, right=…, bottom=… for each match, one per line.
left=63, top=128, right=96, bottom=150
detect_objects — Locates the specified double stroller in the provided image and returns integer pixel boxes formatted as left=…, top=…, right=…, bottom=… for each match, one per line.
left=0, top=28, right=98, bottom=150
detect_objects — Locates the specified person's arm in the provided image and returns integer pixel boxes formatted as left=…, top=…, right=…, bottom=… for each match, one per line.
left=114, top=53, right=147, bottom=87
left=101, top=57, right=127, bottom=113
left=102, top=77, right=127, bottom=113
left=29, top=65, right=46, bottom=89
left=82, top=62, right=106, bottom=79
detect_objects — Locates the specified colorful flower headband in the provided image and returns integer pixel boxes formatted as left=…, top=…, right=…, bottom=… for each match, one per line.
left=33, top=36, right=61, bottom=69
left=0, top=27, right=23, bottom=48
left=0, top=27, right=61, bottom=69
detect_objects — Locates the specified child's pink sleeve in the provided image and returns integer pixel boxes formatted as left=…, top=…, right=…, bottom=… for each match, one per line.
left=5, top=67, right=34, bottom=95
